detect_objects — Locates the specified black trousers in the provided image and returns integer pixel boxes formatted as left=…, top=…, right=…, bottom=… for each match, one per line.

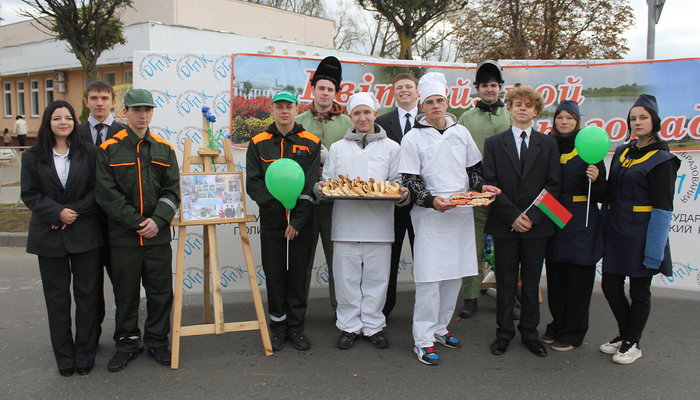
left=38, top=248, right=101, bottom=370
left=544, top=260, right=596, bottom=346
left=261, top=223, right=313, bottom=335
left=112, top=243, right=173, bottom=352
left=383, top=204, right=414, bottom=317
left=601, top=273, right=653, bottom=344
left=494, top=237, right=547, bottom=341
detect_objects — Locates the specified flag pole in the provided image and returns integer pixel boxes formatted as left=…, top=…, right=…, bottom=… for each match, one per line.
left=511, top=189, right=546, bottom=231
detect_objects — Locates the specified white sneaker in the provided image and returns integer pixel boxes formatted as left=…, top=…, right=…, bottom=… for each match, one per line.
left=600, top=336, right=623, bottom=354
left=612, top=342, right=642, bottom=364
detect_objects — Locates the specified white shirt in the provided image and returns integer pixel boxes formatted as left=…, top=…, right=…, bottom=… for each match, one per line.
left=397, top=106, right=418, bottom=136
left=53, top=149, right=71, bottom=188
left=511, top=125, right=533, bottom=158
left=88, top=114, right=115, bottom=144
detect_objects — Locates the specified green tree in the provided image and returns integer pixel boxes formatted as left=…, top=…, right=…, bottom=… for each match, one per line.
left=18, top=0, right=134, bottom=82
left=451, top=0, right=635, bottom=61
left=243, top=81, right=254, bottom=97
left=358, top=0, right=467, bottom=60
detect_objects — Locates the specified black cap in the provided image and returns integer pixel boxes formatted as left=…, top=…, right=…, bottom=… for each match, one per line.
left=555, top=100, right=580, bottom=119
left=311, top=56, right=342, bottom=91
left=475, top=60, right=504, bottom=85
left=632, top=94, right=659, bottom=115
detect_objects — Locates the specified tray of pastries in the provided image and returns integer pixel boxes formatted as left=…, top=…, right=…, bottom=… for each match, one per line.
left=320, top=175, right=403, bottom=200
left=449, top=191, right=497, bottom=207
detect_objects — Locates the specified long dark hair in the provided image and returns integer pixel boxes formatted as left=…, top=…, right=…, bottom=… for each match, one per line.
left=550, top=109, right=581, bottom=138
left=33, top=100, right=81, bottom=163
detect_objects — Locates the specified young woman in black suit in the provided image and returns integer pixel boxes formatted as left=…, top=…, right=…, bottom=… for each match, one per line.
left=21, top=101, right=104, bottom=377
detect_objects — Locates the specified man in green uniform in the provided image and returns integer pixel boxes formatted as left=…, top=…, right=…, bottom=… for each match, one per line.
left=96, top=89, right=180, bottom=371
left=457, top=61, right=513, bottom=319
left=295, top=56, right=353, bottom=311
left=247, top=91, right=321, bottom=351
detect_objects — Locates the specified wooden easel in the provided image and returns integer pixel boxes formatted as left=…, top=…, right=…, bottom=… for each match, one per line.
left=170, top=131, right=272, bottom=370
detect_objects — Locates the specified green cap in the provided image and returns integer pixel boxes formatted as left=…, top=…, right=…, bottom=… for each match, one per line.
left=272, top=90, right=297, bottom=103
left=124, top=89, right=155, bottom=107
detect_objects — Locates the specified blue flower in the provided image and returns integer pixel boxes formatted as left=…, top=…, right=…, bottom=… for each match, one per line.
left=201, top=106, right=211, bottom=113
left=205, top=112, right=216, bottom=122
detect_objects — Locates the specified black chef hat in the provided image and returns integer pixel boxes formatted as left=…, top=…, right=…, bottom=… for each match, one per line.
left=474, top=60, right=504, bottom=85
left=311, top=56, right=342, bottom=91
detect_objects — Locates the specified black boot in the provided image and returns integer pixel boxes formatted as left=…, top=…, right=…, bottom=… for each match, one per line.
left=459, top=298, right=478, bottom=318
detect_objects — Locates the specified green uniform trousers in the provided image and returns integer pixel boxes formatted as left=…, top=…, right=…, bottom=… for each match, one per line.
left=262, top=222, right=313, bottom=335
left=305, top=202, right=337, bottom=310
left=462, top=206, right=489, bottom=300
left=111, top=243, right=173, bottom=352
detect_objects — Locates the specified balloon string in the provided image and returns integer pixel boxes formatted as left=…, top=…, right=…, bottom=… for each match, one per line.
left=586, top=179, right=592, bottom=228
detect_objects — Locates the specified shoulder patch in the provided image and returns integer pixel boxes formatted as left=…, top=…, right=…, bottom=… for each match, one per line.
left=100, top=129, right=127, bottom=150
left=298, top=131, right=320, bottom=144
left=252, top=132, right=273, bottom=144
left=150, top=132, right=175, bottom=150
left=100, top=138, right=118, bottom=150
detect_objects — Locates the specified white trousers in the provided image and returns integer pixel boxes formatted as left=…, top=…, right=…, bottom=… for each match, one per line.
left=333, top=241, right=391, bottom=336
left=413, top=278, right=462, bottom=348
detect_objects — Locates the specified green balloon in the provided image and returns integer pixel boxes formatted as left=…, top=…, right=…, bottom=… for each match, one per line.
left=575, top=126, right=611, bottom=164
left=265, top=158, right=305, bottom=210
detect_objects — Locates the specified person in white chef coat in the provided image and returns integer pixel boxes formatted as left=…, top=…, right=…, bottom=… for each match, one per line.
left=399, top=72, right=501, bottom=366
left=318, top=92, right=410, bottom=350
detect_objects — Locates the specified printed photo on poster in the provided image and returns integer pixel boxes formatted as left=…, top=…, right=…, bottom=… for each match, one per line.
left=180, top=172, right=246, bottom=223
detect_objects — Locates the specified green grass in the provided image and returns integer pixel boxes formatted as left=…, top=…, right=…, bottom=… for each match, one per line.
left=0, top=204, right=31, bottom=232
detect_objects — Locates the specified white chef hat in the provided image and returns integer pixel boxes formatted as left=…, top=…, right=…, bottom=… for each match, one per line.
left=418, top=72, right=448, bottom=104
left=347, top=91, right=380, bottom=113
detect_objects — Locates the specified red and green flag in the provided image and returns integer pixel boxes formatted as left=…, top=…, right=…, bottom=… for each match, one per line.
left=533, top=189, right=572, bottom=229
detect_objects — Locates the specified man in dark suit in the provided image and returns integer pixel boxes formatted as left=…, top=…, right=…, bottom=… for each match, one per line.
left=375, top=72, right=419, bottom=318
left=482, top=86, right=561, bottom=358
left=78, top=80, right=127, bottom=343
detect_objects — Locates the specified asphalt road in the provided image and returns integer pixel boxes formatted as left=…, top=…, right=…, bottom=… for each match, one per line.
left=1, top=246, right=699, bottom=399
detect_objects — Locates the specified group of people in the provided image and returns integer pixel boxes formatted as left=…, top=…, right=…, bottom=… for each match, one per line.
left=3, top=115, right=28, bottom=146
left=246, top=57, right=679, bottom=367
left=22, top=55, right=679, bottom=377
left=21, top=81, right=180, bottom=376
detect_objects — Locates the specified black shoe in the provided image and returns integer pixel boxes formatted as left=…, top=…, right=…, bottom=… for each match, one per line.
left=552, top=340, right=574, bottom=352
left=541, top=333, right=555, bottom=344
left=59, top=367, right=75, bottom=377
left=459, top=298, right=478, bottom=318
left=523, top=339, right=547, bottom=357
left=147, top=346, right=172, bottom=366
left=366, top=331, right=389, bottom=349
left=512, top=305, right=521, bottom=320
left=108, top=351, right=138, bottom=372
left=76, top=367, right=92, bottom=376
left=270, top=332, right=286, bottom=351
left=337, top=331, right=358, bottom=350
left=491, top=338, right=510, bottom=355
left=290, top=331, right=311, bottom=350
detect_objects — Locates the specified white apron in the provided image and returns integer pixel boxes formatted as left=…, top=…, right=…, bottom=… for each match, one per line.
left=400, top=117, right=481, bottom=283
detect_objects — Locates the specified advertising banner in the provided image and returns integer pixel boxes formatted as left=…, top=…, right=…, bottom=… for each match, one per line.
left=134, top=51, right=700, bottom=293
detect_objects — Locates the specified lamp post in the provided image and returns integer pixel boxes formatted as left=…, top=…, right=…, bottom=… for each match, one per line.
left=646, top=0, right=667, bottom=60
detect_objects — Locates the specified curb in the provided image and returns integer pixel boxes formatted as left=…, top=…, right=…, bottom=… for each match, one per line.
left=0, top=232, right=27, bottom=247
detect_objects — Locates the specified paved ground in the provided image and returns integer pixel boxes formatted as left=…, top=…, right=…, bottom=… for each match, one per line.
left=0, top=155, right=22, bottom=206
left=1, top=246, right=699, bottom=399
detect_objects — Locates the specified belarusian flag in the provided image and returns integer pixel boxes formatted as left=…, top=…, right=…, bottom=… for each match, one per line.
left=533, top=189, right=572, bottom=229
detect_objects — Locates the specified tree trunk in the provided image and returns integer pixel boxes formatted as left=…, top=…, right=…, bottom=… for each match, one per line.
left=397, top=30, right=413, bottom=60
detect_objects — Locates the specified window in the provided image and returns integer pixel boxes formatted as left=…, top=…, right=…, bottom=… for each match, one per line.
left=17, top=81, right=25, bottom=116
left=124, top=70, right=133, bottom=85
left=30, top=80, right=40, bottom=117
left=45, top=79, right=54, bottom=105
left=104, top=72, right=115, bottom=86
left=3, top=82, right=11, bottom=118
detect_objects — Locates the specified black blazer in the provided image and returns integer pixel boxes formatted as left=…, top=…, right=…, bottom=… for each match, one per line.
left=79, top=120, right=126, bottom=146
left=482, top=128, right=561, bottom=240
left=21, top=144, right=104, bottom=257
left=376, top=108, right=423, bottom=145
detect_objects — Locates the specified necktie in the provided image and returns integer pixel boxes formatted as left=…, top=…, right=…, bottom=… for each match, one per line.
left=94, top=123, right=105, bottom=146
left=404, top=113, right=412, bottom=135
left=520, top=131, right=528, bottom=169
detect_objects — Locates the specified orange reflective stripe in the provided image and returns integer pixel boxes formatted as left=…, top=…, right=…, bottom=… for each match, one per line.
left=298, top=131, right=320, bottom=143
left=150, top=132, right=174, bottom=150
left=137, top=141, right=144, bottom=219
left=280, top=139, right=284, bottom=159
left=260, top=156, right=277, bottom=163
left=293, top=145, right=310, bottom=154
left=151, top=161, right=170, bottom=167
left=109, top=162, right=136, bottom=167
left=252, top=132, right=273, bottom=144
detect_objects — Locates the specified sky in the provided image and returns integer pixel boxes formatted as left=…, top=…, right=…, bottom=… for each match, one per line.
left=1, top=0, right=698, bottom=61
